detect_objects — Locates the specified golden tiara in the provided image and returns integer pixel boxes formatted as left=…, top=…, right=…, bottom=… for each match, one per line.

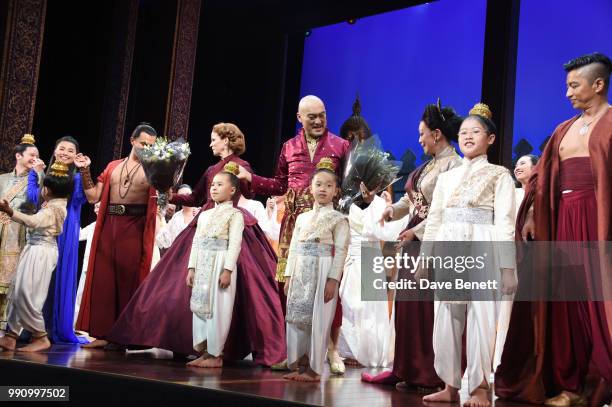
left=316, top=157, right=335, bottom=172
left=21, top=134, right=36, bottom=145
left=469, top=103, right=493, bottom=120
left=223, top=161, right=240, bottom=176
left=49, top=161, right=70, bottom=177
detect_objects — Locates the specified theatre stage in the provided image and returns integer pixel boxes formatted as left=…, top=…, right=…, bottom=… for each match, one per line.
left=0, top=345, right=531, bottom=406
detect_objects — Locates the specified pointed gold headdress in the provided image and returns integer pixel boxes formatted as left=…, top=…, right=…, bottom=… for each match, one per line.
left=21, top=134, right=36, bottom=145
left=469, top=103, right=493, bottom=120
left=49, top=161, right=70, bottom=177
left=316, top=157, right=335, bottom=172
left=223, top=161, right=240, bottom=176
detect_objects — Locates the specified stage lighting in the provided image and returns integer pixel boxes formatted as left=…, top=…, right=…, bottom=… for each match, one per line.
left=347, top=19, right=357, bottom=25
left=305, top=30, right=312, bottom=37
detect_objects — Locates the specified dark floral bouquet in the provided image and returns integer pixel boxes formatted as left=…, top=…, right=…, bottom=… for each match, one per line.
left=137, top=137, right=191, bottom=207
left=338, top=135, right=401, bottom=213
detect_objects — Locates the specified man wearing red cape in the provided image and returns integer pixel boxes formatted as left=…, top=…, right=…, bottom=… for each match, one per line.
left=109, top=123, right=286, bottom=366
left=74, top=124, right=158, bottom=348
left=495, top=53, right=612, bottom=406
left=237, top=95, right=349, bottom=373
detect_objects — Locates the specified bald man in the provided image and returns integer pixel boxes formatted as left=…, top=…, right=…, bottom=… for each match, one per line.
left=238, top=95, right=349, bottom=373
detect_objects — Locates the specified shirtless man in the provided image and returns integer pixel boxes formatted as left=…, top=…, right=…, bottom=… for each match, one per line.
left=74, top=124, right=159, bottom=349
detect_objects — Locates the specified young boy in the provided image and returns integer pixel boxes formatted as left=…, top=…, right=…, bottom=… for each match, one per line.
left=0, top=161, right=72, bottom=352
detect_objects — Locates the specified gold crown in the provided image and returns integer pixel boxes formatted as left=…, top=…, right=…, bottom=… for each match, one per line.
left=49, top=161, right=70, bottom=177
left=21, top=134, right=36, bottom=145
left=316, top=157, right=335, bottom=172
left=223, top=161, right=240, bottom=176
left=469, top=103, right=493, bottom=120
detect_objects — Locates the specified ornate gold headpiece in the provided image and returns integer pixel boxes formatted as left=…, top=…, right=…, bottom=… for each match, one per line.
left=316, top=157, right=335, bottom=172
left=49, top=161, right=70, bottom=177
left=21, top=134, right=36, bottom=145
left=223, top=161, right=240, bottom=176
left=469, top=103, right=493, bottom=120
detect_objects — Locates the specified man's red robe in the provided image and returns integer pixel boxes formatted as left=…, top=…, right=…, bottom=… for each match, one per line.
left=76, top=159, right=157, bottom=337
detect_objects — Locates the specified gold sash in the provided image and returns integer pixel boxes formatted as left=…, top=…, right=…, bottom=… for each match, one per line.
left=0, top=177, right=29, bottom=225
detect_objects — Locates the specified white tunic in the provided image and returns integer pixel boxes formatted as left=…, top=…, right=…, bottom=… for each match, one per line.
left=422, top=154, right=516, bottom=394
left=284, top=202, right=350, bottom=375
left=156, top=209, right=197, bottom=249
left=74, top=220, right=95, bottom=326
left=338, top=195, right=409, bottom=367
left=188, top=201, right=244, bottom=355
left=7, top=198, right=67, bottom=337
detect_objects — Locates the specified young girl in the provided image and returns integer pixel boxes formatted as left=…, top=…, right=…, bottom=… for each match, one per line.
left=186, top=162, right=244, bottom=368
left=420, top=104, right=517, bottom=407
left=0, top=162, right=72, bottom=352
left=283, top=158, right=350, bottom=382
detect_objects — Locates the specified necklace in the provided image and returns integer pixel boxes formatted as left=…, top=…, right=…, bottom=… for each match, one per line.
left=118, top=159, right=141, bottom=199
left=579, top=105, right=611, bottom=136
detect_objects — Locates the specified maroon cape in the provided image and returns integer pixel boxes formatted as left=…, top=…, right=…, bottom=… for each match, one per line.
left=76, top=159, right=157, bottom=333
left=109, top=155, right=286, bottom=366
left=495, top=109, right=612, bottom=403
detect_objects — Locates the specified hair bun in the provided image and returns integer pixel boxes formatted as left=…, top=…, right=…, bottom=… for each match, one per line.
left=21, top=134, right=36, bottom=145
left=223, top=161, right=240, bottom=176
left=469, top=103, right=493, bottom=119
left=316, top=157, right=335, bottom=172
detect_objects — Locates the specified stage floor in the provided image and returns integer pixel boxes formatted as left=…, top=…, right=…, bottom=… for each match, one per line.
left=0, top=345, right=530, bottom=406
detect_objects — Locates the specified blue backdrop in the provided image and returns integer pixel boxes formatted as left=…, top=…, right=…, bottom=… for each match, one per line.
left=299, top=0, right=487, bottom=169
left=300, top=0, right=612, bottom=170
left=512, top=0, right=612, bottom=160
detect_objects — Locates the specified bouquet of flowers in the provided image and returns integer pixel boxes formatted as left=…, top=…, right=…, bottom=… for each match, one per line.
left=136, top=137, right=191, bottom=207
left=338, top=135, right=401, bottom=213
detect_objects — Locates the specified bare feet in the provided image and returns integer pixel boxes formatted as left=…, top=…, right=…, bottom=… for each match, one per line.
left=187, top=354, right=223, bottom=369
left=294, top=368, right=320, bottom=382
left=0, top=335, right=16, bottom=351
left=283, top=370, right=301, bottom=380
left=82, top=339, right=108, bottom=348
left=423, top=385, right=460, bottom=403
left=18, top=336, right=51, bottom=353
left=463, top=388, right=490, bottom=407
left=186, top=355, right=209, bottom=367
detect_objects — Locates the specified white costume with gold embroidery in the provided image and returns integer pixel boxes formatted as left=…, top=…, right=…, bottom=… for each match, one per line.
left=188, top=201, right=244, bottom=356
left=285, top=202, right=349, bottom=375
left=7, top=198, right=67, bottom=337
left=422, top=154, right=516, bottom=394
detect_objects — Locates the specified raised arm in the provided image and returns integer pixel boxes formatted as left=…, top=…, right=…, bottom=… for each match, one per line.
left=74, top=154, right=104, bottom=204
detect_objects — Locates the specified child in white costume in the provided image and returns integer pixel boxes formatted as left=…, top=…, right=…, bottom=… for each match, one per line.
left=186, top=163, right=244, bottom=368
left=421, top=104, right=516, bottom=407
left=0, top=162, right=71, bottom=353
left=283, top=158, right=350, bottom=382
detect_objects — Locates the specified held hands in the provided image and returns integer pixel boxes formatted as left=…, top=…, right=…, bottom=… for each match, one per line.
left=186, top=269, right=195, bottom=287
left=219, top=269, right=232, bottom=289
left=236, top=165, right=252, bottom=182
left=324, top=278, right=339, bottom=303
left=501, top=268, right=518, bottom=296
left=379, top=206, right=394, bottom=226
left=74, top=153, right=92, bottom=169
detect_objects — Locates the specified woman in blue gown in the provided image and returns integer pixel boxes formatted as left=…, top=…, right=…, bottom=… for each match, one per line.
left=28, top=136, right=88, bottom=344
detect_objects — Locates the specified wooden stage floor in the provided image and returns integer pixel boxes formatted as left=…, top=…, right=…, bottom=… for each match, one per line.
left=0, top=345, right=532, bottom=406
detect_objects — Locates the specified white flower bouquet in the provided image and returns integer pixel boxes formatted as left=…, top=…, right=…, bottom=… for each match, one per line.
left=137, top=137, right=191, bottom=207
